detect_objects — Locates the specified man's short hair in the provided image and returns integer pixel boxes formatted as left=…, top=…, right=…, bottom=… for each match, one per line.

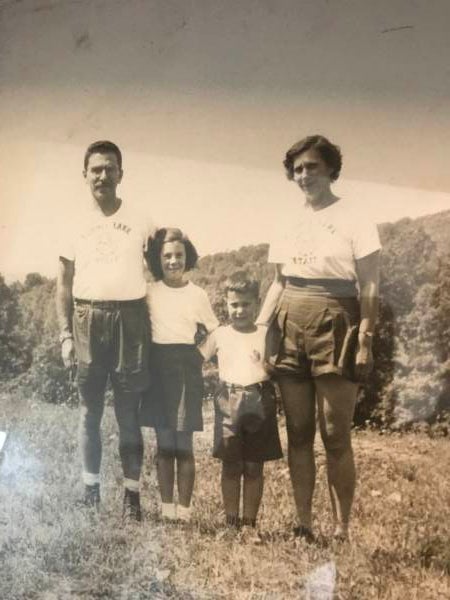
left=145, top=227, right=199, bottom=280
left=84, top=140, right=123, bottom=170
left=224, top=271, right=259, bottom=299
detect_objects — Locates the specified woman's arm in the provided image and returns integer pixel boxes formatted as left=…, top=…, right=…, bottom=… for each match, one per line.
left=256, top=264, right=285, bottom=326
left=354, top=250, right=381, bottom=379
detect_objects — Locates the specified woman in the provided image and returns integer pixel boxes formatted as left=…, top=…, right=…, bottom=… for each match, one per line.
left=258, top=135, right=381, bottom=542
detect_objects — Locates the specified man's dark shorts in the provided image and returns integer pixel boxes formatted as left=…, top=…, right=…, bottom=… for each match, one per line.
left=73, top=298, right=150, bottom=395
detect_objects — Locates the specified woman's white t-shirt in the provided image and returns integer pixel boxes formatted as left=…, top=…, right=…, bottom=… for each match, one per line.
left=147, top=281, right=219, bottom=344
left=268, top=199, right=381, bottom=281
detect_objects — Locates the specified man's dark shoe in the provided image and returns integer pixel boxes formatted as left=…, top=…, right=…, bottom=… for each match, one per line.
left=83, top=483, right=100, bottom=509
left=123, top=489, right=142, bottom=522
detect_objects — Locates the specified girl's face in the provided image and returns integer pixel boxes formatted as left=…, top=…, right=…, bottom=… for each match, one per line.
left=160, top=240, right=187, bottom=287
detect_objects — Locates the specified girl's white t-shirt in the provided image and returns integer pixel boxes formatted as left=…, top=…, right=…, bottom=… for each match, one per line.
left=200, top=325, right=269, bottom=387
left=147, top=281, right=219, bottom=344
left=268, top=199, right=381, bottom=281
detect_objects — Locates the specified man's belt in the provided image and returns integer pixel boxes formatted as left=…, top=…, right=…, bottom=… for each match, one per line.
left=74, top=298, right=145, bottom=310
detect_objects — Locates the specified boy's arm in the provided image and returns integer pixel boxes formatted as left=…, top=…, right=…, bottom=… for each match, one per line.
left=256, top=265, right=285, bottom=326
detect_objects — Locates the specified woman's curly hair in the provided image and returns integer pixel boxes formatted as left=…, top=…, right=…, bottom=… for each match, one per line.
left=283, top=135, right=342, bottom=182
left=145, top=227, right=199, bottom=280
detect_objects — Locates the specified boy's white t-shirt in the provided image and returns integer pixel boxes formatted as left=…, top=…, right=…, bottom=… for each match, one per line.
left=60, top=200, right=156, bottom=300
left=147, top=280, right=219, bottom=344
left=200, top=325, right=269, bottom=387
left=268, top=199, right=381, bottom=281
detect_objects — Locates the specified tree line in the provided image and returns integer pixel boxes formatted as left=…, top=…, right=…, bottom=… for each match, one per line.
left=1, top=210, right=449, bottom=432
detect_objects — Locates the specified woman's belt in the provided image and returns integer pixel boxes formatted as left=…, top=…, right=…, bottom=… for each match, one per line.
left=285, top=277, right=358, bottom=298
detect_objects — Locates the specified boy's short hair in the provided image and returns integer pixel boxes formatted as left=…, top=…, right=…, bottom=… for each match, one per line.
left=224, top=271, right=259, bottom=299
left=145, top=227, right=199, bottom=280
left=84, top=140, right=123, bottom=170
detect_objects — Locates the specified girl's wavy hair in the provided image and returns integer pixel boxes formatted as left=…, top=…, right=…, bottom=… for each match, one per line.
left=283, top=135, right=342, bottom=182
left=145, top=227, right=199, bottom=280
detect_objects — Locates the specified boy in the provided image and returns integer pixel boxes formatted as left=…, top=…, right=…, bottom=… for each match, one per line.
left=200, top=271, right=282, bottom=532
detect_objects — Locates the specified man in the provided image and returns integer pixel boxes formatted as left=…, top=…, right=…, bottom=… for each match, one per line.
left=56, top=141, right=155, bottom=521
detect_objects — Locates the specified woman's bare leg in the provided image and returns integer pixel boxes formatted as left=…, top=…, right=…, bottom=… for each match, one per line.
left=278, top=378, right=316, bottom=531
left=316, top=375, right=358, bottom=538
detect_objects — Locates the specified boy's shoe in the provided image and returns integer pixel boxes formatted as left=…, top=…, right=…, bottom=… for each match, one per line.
left=123, top=489, right=142, bottom=522
left=293, top=525, right=315, bottom=544
left=225, top=514, right=241, bottom=529
left=83, top=483, right=100, bottom=509
left=237, top=525, right=264, bottom=545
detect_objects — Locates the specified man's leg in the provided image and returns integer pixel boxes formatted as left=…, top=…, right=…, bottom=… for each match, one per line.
left=78, top=369, right=108, bottom=505
left=316, top=375, right=358, bottom=539
left=278, top=377, right=316, bottom=535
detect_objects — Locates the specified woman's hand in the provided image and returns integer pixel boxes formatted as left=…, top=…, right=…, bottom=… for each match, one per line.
left=354, top=332, right=374, bottom=381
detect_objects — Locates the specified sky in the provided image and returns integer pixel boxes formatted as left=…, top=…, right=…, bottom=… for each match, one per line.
left=1, top=0, right=449, bottom=281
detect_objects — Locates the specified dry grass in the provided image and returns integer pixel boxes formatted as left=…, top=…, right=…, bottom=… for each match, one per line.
left=0, top=392, right=449, bottom=599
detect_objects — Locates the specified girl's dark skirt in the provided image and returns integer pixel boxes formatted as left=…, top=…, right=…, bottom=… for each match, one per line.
left=141, top=343, right=204, bottom=431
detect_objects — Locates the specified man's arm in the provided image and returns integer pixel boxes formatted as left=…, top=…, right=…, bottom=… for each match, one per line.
left=56, top=256, right=76, bottom=368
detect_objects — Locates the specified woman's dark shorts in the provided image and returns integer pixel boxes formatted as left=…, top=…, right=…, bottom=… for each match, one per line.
left=73, top=298, right=150, bottom=396
left=141, top=343, right=204, bottom=432
left=213, top=381, right=283, bottom=463
left=266, top=281, right=361, bottom=382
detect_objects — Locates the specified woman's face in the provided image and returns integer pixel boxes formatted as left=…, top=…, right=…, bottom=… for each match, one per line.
left=292, top=148, right=333, bottom=202
left=160, top=241, right=187, bottom=286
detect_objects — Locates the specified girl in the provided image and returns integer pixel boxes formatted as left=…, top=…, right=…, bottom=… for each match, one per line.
left=142, top=228, right=219, bottom=522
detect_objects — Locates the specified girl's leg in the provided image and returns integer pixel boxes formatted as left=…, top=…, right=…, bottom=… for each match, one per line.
left=175, top=431, right=195, bottom=509
left=155, top=430, right=176, bottom=504
left=221, top=460, right=244, bottom=525
left=278, top=377, right=316, bottom=531
left=316, top=375, right=358, bottom=538
left=242, top=461, right=264, bottom=526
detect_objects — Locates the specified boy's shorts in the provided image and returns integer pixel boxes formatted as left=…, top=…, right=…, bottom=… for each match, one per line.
left=266, top=282, right=361, bottom=382
left=213, top=381, right=283, bottom=463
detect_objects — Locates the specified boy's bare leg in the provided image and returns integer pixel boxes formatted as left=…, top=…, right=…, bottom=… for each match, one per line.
left=278, top=378, right=316, bottom=531
left=221, top=460, right=243, bottom=524
left=242, top=461, right=264, bottom=526
left=175, top=432, right=195, bottom=508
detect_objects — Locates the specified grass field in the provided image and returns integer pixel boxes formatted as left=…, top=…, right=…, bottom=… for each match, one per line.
left=1, top=392, right=449, bottom=599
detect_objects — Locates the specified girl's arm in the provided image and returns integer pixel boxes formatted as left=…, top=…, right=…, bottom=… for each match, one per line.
left=354, top=249, right=381, bottom=380
left=256, top=264, right=285, bottom=326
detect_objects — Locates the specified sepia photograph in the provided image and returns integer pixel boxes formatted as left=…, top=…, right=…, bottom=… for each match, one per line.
left=1, top=1, right=449, bottom=598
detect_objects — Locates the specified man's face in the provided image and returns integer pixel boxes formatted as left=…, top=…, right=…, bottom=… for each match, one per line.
left=226, top=290, right=258, bottom=332
left=83, top=152, right=123, bottom=204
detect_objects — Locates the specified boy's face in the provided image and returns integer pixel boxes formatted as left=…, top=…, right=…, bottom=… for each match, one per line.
left=226, top=290, right=258, bottom=332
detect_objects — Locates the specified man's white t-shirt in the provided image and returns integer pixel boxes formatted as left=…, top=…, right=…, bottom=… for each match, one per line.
left=60, top=200, right=156, bottom=300
left=147, top=281, right=219, bottom=344
left=200, top=325, right=269, bottom=387
left=268, top=199, right=381, bottom=281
